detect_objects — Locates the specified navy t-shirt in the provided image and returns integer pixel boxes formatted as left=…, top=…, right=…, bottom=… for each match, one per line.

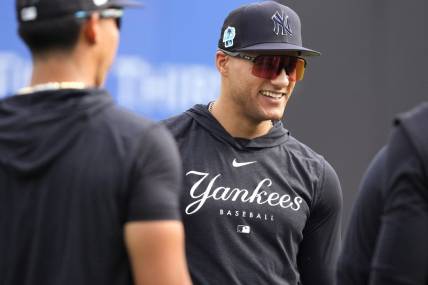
left=0, top=89, right=182, bottom=285
left=164, top=104, right=343, bottom=285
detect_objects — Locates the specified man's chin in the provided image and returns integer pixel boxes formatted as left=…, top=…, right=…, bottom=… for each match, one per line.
left=264, top=110, right=285, bottom=122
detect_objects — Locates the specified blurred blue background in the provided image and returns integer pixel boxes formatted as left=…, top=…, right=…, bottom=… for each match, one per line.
left=0, top=0, right=252, bottom=119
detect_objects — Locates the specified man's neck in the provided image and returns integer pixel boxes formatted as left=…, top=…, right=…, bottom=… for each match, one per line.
left=30, top=52, right=95, bottom=87
left=209, top=98, right=273, bottom=139
left=17, top=81, right=87, bottom=95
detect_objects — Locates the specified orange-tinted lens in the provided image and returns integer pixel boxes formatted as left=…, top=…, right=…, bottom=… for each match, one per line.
left=252, top=55, right=306, bottom=81
left=294, top=58, right=306, bottom=81
left=252, top=55, right=283, bottom=79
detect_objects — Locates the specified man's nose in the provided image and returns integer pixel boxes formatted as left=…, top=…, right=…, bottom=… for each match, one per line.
left=270, top=68, right=290, bottom=87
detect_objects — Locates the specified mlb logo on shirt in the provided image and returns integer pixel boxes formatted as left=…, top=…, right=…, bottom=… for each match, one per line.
left=237, top=225, right=251, bottom=234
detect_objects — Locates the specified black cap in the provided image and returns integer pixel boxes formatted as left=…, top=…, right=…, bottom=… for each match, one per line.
left=16, top=0, right=143, bottom=23
left=218, top=1, right=320, bottom=56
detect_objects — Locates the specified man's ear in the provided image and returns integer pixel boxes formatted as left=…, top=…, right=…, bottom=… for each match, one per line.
left=215, top=51, right=229, bottom=76
left=82, top=13, right=100, bottom=44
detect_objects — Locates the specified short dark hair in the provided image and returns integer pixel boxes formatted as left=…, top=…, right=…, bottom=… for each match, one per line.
left=18, top=16, right=83, bottom=56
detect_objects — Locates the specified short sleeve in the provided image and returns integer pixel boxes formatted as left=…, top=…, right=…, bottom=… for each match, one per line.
left=298, top=159, right=343, bottom=285
left=126, top=123, right=183, bottom=221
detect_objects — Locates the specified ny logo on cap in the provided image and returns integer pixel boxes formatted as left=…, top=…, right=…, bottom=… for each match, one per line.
left=272, top=11, right=292, bottom=36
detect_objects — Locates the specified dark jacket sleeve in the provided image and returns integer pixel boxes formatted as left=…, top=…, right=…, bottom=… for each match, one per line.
left=298, top=159, right=343, bottom=285
left=369, top=126, right=428, bottom=285
left=336, top=147, right=387, bottom=285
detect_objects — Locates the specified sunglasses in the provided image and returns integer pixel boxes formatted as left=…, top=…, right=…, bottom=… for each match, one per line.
left=75, top=8, right=124, bottom=30
left=221, top=49, right=307, bottom=81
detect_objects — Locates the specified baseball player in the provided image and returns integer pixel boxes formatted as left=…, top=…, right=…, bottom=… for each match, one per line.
left=0, top=0, right=191, bottom=284
left=164, top=1, right=343, bottom=284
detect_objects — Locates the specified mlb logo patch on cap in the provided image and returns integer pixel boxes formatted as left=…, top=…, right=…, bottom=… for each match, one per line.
left=223, top=26, right=236, bottom=48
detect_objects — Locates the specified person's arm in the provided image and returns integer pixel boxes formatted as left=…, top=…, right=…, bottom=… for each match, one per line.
left=126, top=124, right=192, bottom=285
left=337, top=147, right=387, bottom=285
left=369, top=128, right=428, bottom=285
left=297, top=160, right=343, bottom=285
left=125, top=221, right=192, bottom=285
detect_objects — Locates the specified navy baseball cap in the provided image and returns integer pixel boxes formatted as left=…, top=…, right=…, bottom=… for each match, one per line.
left=218, top=1, right=320, bottom=56
left=16, top=0, right=143, bottom=23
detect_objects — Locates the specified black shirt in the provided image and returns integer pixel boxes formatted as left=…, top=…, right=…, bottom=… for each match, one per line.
left=0, top=89, right=182, bottom=285
left=337, top=103, right=428, bottom=285
left=164, top=104, right=343, bottom=285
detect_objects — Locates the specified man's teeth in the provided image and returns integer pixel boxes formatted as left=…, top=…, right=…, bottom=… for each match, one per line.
left=260, top=91, right=285, bottom=99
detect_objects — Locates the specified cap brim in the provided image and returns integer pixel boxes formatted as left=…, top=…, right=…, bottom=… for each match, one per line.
left=237, top=43, right=321, bottom=56
left=106, top=0, right=144, bottom=8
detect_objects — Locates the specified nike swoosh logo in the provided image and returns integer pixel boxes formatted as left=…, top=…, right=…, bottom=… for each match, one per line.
left=232, top=159, right=257, bottom=168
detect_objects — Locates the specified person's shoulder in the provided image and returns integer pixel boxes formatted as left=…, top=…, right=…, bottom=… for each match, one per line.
left=99, top=104, right=157, bottom=137
left=88, top=103, right=176, bottom=159
left=162, top=112, right=193, bottom=137
left=101, top=105, right=179, bottom=161
left=162, top=112, right=189, bottom=126
left=285, top=134, right=327, bottom=166
left=383, top=102, right=428, bottom=188
left=284, top=134, right=339, bottom=194
left=396, top=102, right=428, bottom=123
left=394, top=102, right=428, bottom=143
left=392, top=102, right=428, bottom=166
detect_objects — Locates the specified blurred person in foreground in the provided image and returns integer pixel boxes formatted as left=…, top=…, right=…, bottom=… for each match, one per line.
left=164, top=1, right=343, bottom=284
left=338, top=103, right=428, bottom=285
left=0, top=0, right=191, bottom=284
